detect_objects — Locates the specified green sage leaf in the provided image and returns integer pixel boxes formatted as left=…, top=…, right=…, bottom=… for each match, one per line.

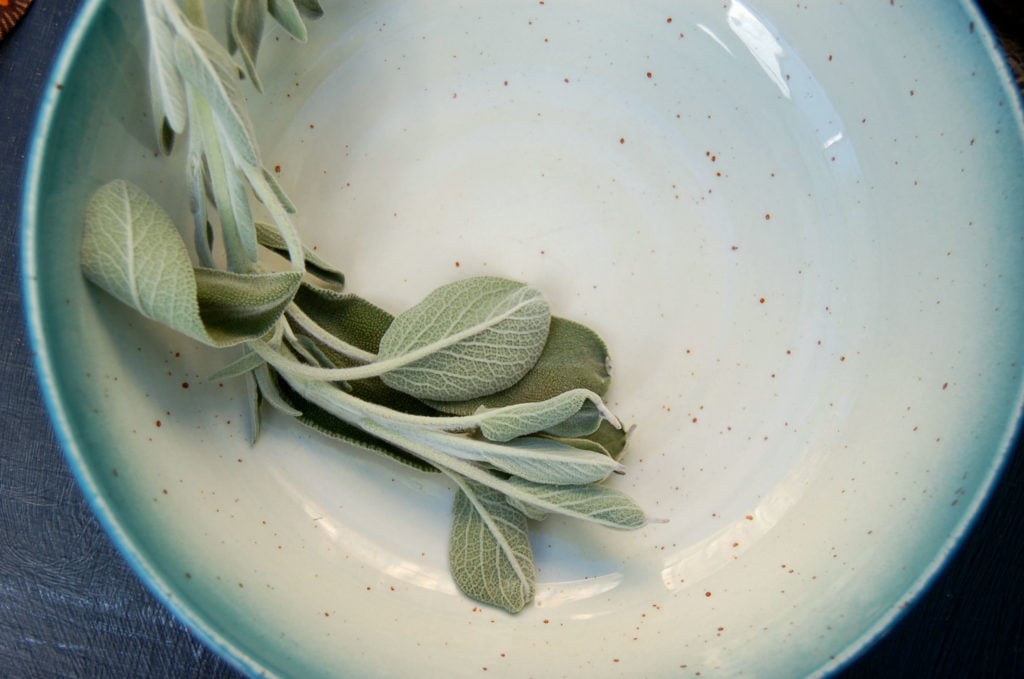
left=173, top=24, right=259, bottom=166
left=187, top=146, right=215, bottom=268
left=193, top=267, right=301, bottom=344
left=292, top=283, right=389, bottom=351
left=267, top=0, right=309, bottom=42
left=82, top=180, right=299, bottom=347
left=357, top=420, right=643, bottom=530
left=244, top=369, right=261, bottom=444
left=473, top=388, right=616, bottom=443
left=143, top=1, right=187, bottom=146
left=427, top=316, right=612, bottom=415
left=448, top=475, right=535, bottom=614
left=231, top=0, right=266, bottom=92
left=253, top=363, right=301, bottom=416
left=468, top=435, right=623, bottom=486
left=260, top=167, right=297, bottom=214
left=190, top=94, right=258, bottom=271
left=293, top=0, right=324, bottom=19
left=538, top=419, right=631, bottom=462
left=377, top=277, right=551, bottom=402
left=207, top=348, right=265, bottom=381
left=502, top=477, right=647, bottom=530
left=383, top=425, right=621, bottom=485
left=256, top=223, right=344, bottom=286
left=540, top=401, right=604, bottom=438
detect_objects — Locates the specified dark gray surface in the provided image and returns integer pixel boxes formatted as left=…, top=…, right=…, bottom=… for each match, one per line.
left=1, top=3, right=1020, bottom=677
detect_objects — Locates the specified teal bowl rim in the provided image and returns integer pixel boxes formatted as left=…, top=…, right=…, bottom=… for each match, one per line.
left=19, top=1, right=1024, bottom=677
left=19, top=1, right=266, bottom=677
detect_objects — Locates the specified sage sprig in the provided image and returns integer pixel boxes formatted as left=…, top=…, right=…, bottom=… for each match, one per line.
left=80, top=0, right=654, bottom=614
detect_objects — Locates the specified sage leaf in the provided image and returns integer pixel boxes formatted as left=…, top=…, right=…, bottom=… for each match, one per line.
left=357, top=420, right=644, bottom=530
left=256, top=222, right=344, bottom=286
left=503, top=477, right=647, bottom=530
left=206, top=347, right=265, bottom=381
left=377, top=277, right=551, bottom=402
left=143, top=0, right=187, bottom=144
left=187, top=147, right=215, bottom=268
left=288, top=333, right=338, bottom=371
left=540, top=401, right=604, bottom=438
left=427, top=317, right=612, bottom=416
left=224, top=0, right=238, bottom=54
left=471, top=391, right=614, bottom=444
left=242, top=164, right=307, bottom=275
left=448, top=475, right=535, bottom=614
left=260, top=167, right=297, bottom=214
left=538, top=420, right=631, bottom=461
left=231, top=0, right=266, bottom=92
left=82, top=179, right=206, bottom=338
left=82, top=181, right=300, bottom=347
left=173, top=24, right=259, bottom=166
left=244, top=369, right=261, bottom=444
left=253, top=363, right=301, bottom=417
left=193, top=267, right=301, bottom=344
left=293, top=0, right=324, bottom=19
left=190, top=95, right=258, bottom=271
left=473, top=388, right=618, bottom=443
left=267, top=0, right=309, bottom=42
left=386, top=426, right=621, bottom=485
left=293, top=284, right=391, bottom=351
left=469, top=435, right=623, bottom=486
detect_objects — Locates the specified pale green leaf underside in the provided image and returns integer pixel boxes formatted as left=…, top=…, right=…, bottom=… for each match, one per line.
left=449, top=475, right=535, bottom=614
left=398, top=426, right=621, bottom=486
left=144, top=0, right=187, bottom=148
left=358, top=420, right=645, bottom=530
left=426, top=316, right=612, bottom=416
left=173, top=24, right=259, bottom=167
left=503, top=476, right=647, bottom=529
left=540, top=402, right=604, bottom=438
left=475, top=388, right=614, bottom=443
left=82, top=180, right=299, bottom=347
left=231, top=0, right=266, bottom=91
left=293, top=0, right=324, bottom=19
left=378, top=277, right=551, bottom=402
left=538, top=419, right=631, bottom=462
left=474, top=436, right=622, bottom=486
left=267, top=0, right=308, bottom=41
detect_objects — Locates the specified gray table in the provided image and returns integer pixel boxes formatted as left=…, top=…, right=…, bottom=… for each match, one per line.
left=1, top=3, right=1021, bottom=677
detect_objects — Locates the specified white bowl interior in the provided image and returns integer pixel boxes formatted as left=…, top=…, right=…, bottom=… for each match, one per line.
left=25, top=1, right=1024, bottom=677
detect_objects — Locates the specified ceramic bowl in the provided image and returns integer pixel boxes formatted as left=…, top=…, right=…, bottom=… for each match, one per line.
left=23, top=1, right=1024, bottom=677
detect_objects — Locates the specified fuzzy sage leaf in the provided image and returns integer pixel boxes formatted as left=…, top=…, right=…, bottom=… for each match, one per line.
left=387, top=427, right=622, bottom=486
left=473, top=388, right=619, bottom=443
left=502, top=476, right=648, bottom=529
left=357, top=420, right=645, bottom=530
left=293, top=0, right=324, bottom=19
left=173, top=22, right=260, bottom=167
left=143, top=0, right=187, bottom=153
left=448, top=474, right=535, bottom=614
left=230, top=0, right=266, bottom=92
left=267, top=0, right=310, bottom=42
left=82, top=180, right=300, bottom=347
left=377, top=277, right=551, bottom=401
left=426, top=316, right=612, bottom=415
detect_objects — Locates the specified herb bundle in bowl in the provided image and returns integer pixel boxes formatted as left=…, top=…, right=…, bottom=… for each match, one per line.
left=80, top=0, right=650, bottom=614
